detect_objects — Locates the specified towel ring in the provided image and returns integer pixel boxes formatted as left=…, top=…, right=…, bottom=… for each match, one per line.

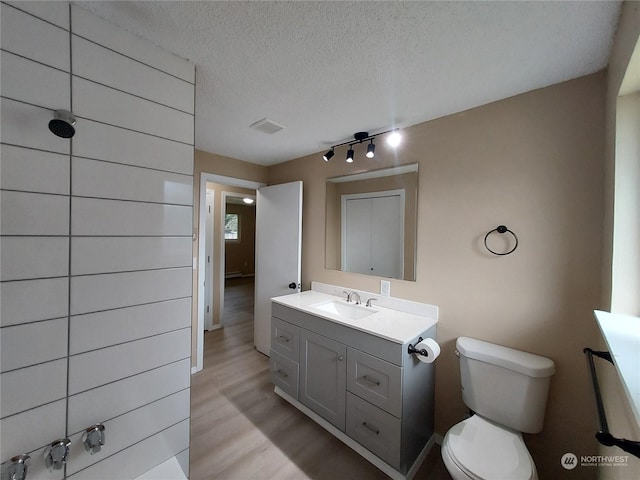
left=484, top=225, right=518, bottom=256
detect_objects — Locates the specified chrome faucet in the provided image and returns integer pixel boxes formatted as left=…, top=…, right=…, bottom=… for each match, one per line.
left=365, top=298, right=377, bottom=307
left=343, top=290, right=362, bottom=304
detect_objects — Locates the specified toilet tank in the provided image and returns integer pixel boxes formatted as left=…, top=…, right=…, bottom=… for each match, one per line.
left=456, top=337, right=555, bottom=434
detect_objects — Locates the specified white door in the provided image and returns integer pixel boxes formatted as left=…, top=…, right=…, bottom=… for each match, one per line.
left=254, top=181, right=303, bottom=355
left=344, top=197, right=371, bottom=275
left=204, top=190, right=214, bottom=330
left=371, top=195, right=403, bottom=278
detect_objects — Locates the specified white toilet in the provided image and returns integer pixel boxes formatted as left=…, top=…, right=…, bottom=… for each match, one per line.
left=441, top=337, right=555, bottom=480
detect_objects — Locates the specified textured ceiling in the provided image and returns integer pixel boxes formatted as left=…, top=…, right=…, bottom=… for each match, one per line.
left=76, top=1, right=621, bottom=166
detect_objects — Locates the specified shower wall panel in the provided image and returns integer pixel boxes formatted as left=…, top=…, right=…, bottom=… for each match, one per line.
left=0, top=2, right=194, bottom=478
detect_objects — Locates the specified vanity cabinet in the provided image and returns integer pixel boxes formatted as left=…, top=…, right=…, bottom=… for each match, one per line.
left=269, top=301, right=435, bottom=477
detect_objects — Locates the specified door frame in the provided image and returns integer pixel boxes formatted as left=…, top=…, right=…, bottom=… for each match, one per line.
left=195, top=172, right=265, bottom=373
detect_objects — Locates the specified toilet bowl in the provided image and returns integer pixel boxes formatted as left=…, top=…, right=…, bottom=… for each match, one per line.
left=441, top=414, right=538, bottom=480
left=441, top=337, right=555, bottom=480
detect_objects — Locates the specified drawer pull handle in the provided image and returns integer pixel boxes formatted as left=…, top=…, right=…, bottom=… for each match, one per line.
left=361, top=375, right=380, bottom=386
left=362, top=422, right=380, bottom=435
left=278, top=335, right=290, bottom=343
left=338, top=355, right=344, bottom=361
left=276, top=369, right=288, bottom=378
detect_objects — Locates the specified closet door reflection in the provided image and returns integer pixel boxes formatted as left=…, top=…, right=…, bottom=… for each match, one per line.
left=342, top=191, right=404, bottom=278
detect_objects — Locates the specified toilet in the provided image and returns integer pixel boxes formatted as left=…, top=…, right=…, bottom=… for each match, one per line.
left=441, top=337, right=555, bottom=480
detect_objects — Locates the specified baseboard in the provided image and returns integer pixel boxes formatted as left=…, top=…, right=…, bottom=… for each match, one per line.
left=224, top=272, right=255, bottom=279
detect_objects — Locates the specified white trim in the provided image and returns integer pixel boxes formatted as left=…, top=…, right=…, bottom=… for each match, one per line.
left=274, top=386, right=434, bottom=480
left=195, top=172, right=265, bottom=375
left=327, top=163, right=418, bottom=183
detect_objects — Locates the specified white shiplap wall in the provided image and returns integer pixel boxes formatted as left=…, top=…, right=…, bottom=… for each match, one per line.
left=0, top=2, right=194, bottom=478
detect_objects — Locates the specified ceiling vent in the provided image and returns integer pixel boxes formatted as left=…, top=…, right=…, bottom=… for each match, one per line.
left=249, top=118, right=286, bottom=134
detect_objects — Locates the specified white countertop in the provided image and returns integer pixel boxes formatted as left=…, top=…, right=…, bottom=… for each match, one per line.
left=594, top=310, right=640, bottom=426
left=272, top=290, right=437, bottom=344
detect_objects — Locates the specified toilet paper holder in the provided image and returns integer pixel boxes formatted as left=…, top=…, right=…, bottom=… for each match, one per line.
left=408, top=337, right=429, bottom=357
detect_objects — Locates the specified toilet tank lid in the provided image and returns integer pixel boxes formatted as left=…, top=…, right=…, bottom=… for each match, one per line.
left=457, top=337, right=556, bottom=377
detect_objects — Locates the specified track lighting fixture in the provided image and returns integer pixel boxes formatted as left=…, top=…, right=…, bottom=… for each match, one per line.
left=323, top=148, right=334, bottom=162
left=322, top=128, right=400, bottom=163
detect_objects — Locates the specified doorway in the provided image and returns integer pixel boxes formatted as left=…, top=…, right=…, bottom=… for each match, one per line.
left=195, top=173, right=264, bottom=372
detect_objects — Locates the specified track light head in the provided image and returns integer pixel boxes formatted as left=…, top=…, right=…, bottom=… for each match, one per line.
left=366, top=140, right=375, bottom=158
left=346, top=146, right=355, bottom=163
left=323, top=149, right=334, bottom=162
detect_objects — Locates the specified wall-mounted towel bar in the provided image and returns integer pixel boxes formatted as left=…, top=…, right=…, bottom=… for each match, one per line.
left=583, top=347, right=640, bottom=458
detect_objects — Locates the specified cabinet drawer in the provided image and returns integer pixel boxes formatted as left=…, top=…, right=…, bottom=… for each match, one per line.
left=270, top=350, right=299, bottom=399
left=347, top=347, right=402, bottom=417
left=346, top=392, right=401, bottom=469
left=271, top=316, right=300, bottom=361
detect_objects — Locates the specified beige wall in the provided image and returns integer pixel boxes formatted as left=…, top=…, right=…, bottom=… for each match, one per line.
left=599, top=2, right=640, bottom=478
left=269, top=73, right=607, bottom=479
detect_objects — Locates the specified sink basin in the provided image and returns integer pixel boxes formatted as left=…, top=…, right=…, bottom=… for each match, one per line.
left=310, top=300, right=375, bottom=320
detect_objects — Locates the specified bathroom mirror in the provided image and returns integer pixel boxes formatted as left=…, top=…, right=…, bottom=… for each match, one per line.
left=325, top=164, right=418, bottom=281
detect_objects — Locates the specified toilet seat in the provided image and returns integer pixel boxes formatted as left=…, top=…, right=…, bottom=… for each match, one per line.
left=442, top=415, right=537, bottom=480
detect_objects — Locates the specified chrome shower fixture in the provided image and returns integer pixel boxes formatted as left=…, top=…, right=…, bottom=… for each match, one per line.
left=48, top=110, right=76, bottom=138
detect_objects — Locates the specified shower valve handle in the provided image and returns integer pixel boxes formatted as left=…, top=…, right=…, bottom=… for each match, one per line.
left=44, top=438, right=71, bottom=471
left=1, top=454, right=31, bottom=480
left=82, top=424, right=105, bottom=455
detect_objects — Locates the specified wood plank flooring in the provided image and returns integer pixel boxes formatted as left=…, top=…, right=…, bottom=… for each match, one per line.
left=190, top=278, right=450, bottom=480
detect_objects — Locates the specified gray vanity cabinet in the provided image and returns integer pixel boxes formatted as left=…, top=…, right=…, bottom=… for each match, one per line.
left=299, top=329, right=347, bottom=431
left=270, top=301, right=435, bottom=476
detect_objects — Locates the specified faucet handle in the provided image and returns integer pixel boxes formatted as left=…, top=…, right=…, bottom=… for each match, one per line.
left=44, top=438, right=71, bottom=471
left=82, top=424, right=105, bottom=455
left=1, top=454, right=30, bottom=480
left=342, top=291, right=352, bottom=302
left=365, top=298, right=377, bottom=308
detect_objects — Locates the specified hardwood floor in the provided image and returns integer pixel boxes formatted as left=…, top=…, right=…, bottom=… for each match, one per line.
left=190, top=278, right=450, bottom=480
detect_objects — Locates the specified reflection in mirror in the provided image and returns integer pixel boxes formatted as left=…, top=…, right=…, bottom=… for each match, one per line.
left=325, top=164, right=418, bottom=281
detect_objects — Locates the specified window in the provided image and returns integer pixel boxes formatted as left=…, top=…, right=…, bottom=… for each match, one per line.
left=225, top=213, right=240, bottom=241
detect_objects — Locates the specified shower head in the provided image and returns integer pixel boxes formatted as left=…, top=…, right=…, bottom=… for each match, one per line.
left=48, top=110, right=76, bottom=138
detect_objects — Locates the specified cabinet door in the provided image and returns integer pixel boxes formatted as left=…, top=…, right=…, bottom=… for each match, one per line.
left=300, top=329, right=347, bottom=431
